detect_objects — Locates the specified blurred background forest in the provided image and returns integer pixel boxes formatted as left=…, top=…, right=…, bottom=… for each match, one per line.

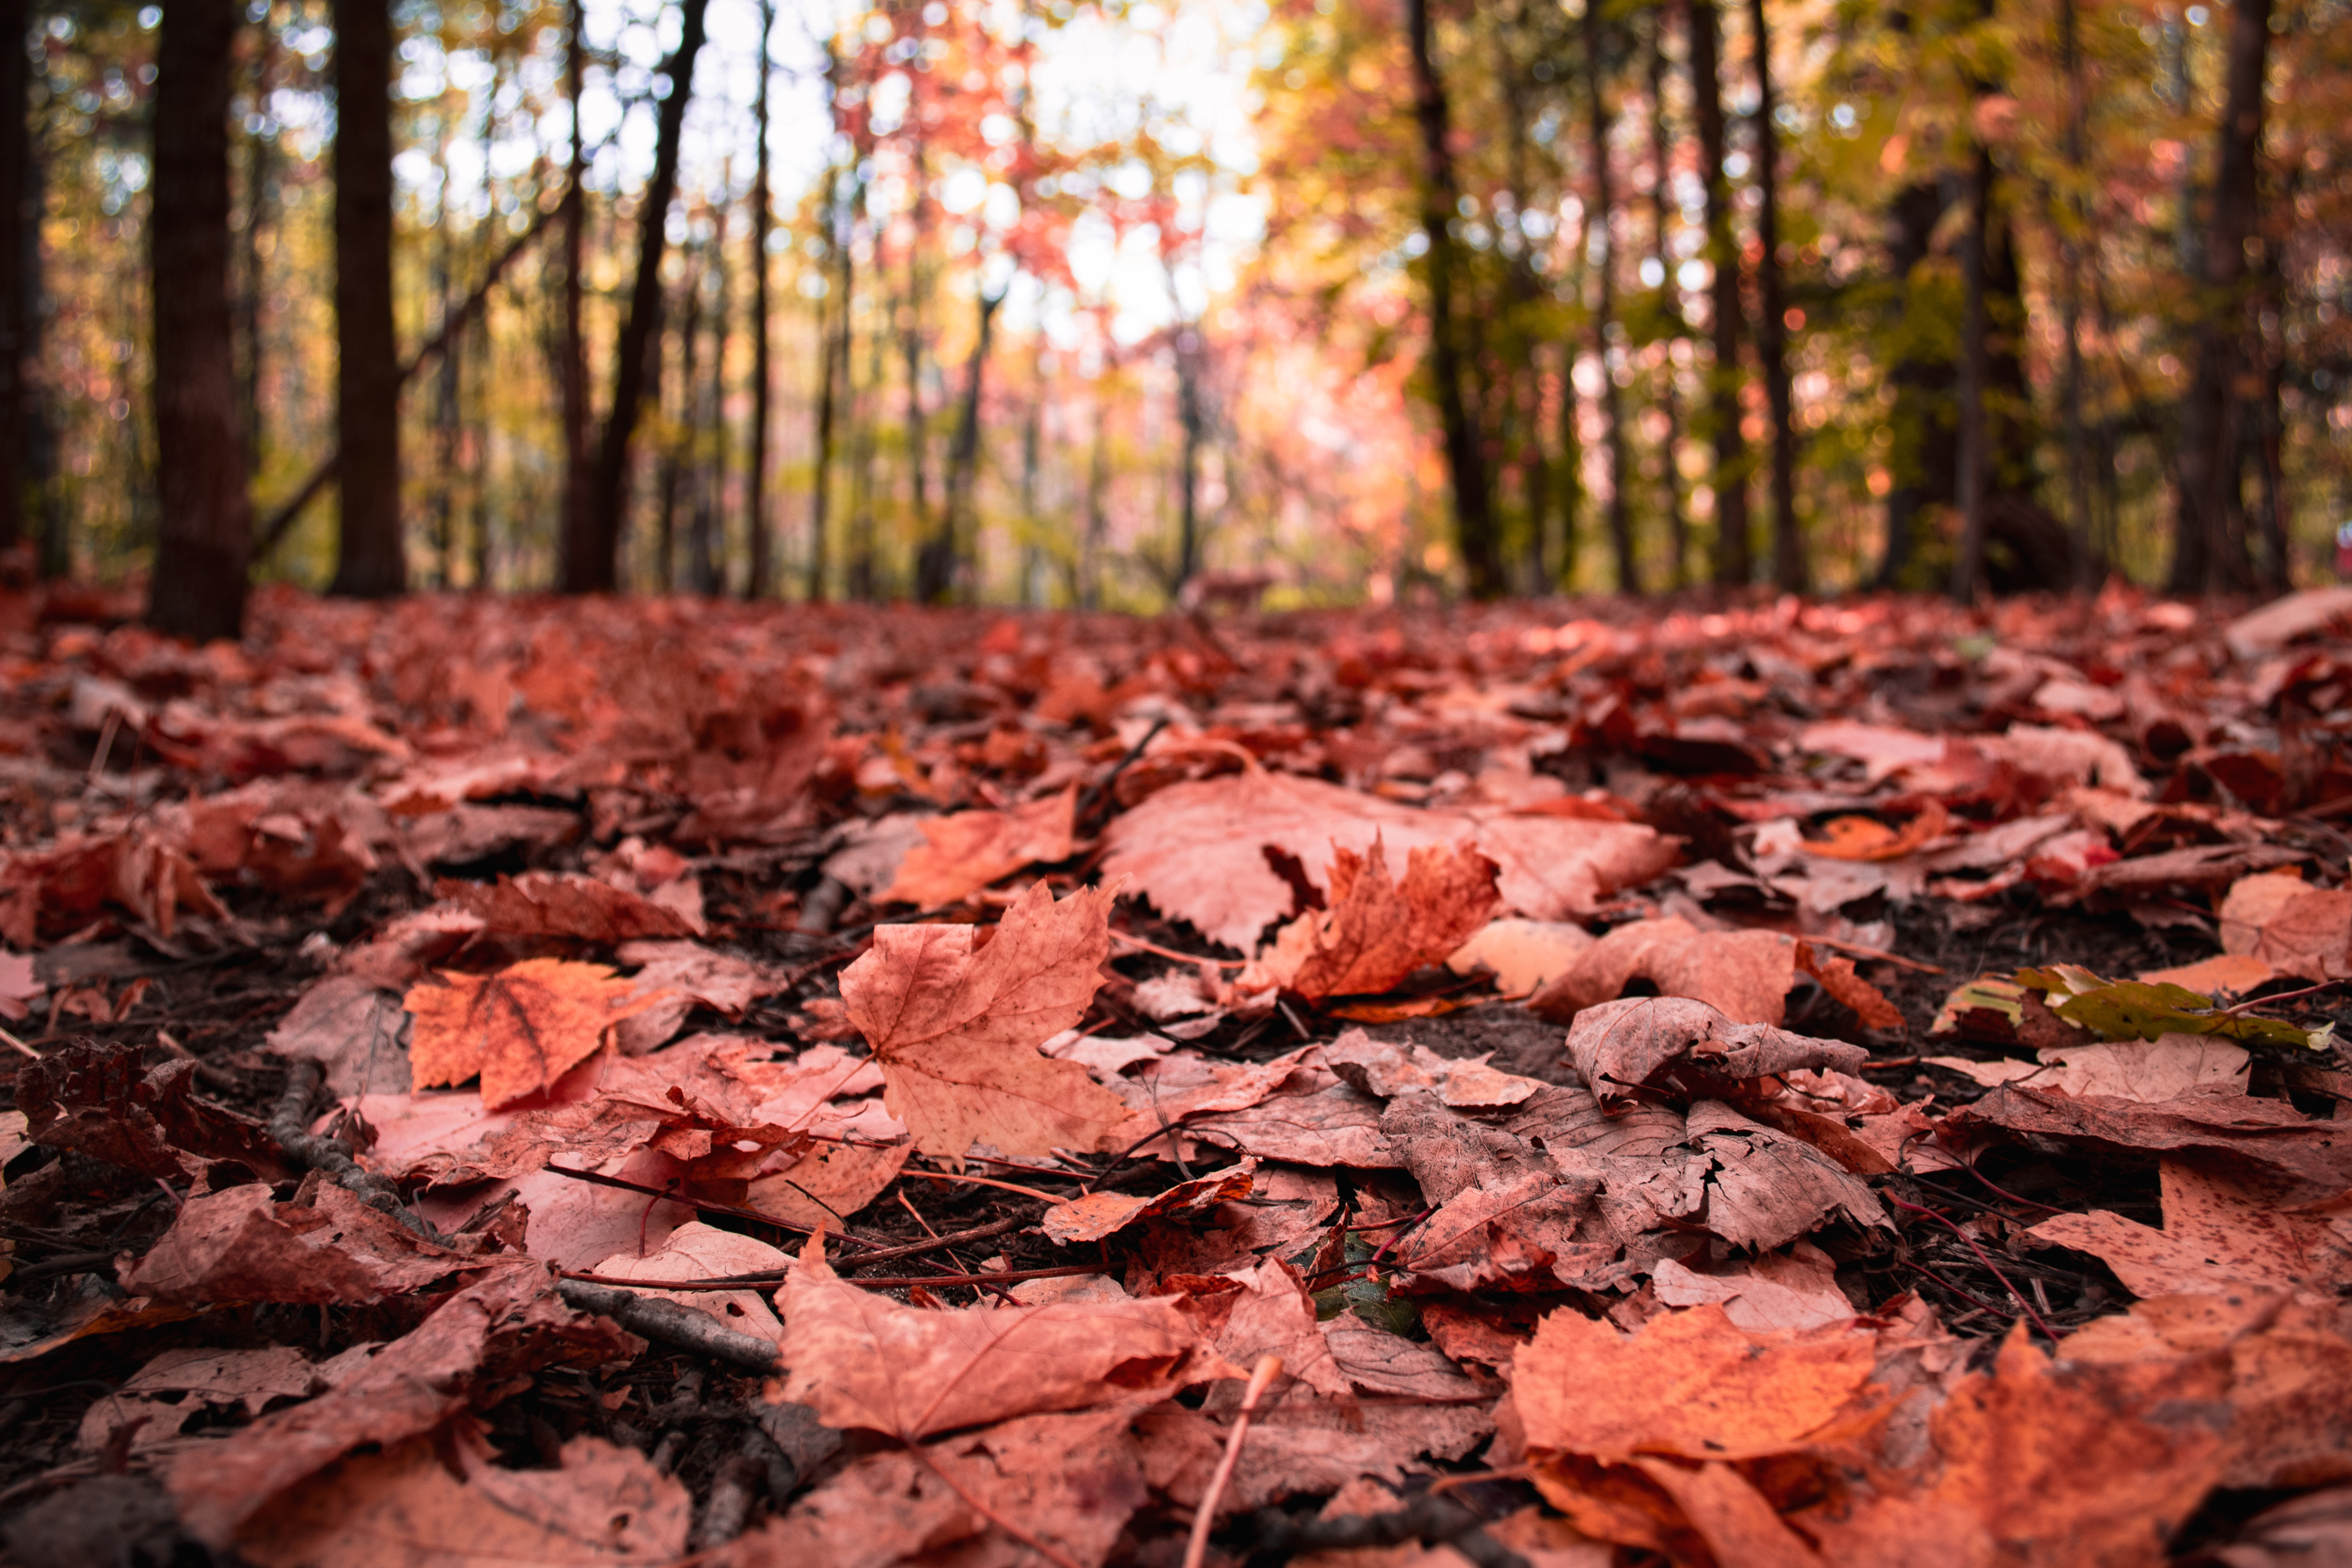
left=0, top=0, right=2347, bottom=629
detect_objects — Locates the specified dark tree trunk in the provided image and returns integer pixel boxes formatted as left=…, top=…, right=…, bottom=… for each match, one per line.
left=429, top=168, right=461, bottom=588
left=328, top=0, right=404, bottom=598
left=558, top=0, right=589, bottom=587
left=1746, top=0, right=1801, bottom=591
left=1647, top=10, right=1688, bottom=588
left=1876, top=179, right=1953, bottom=587
left=926, top=285, right=1003, bottom=603
left=745, top=0, right=773, bottom=599
left=809, top=164, right=852, bottom=604
left=902, top=130, right=932, bottom=596
left=568, top=0, right=710, bottom=593
left=688, top=204, right=728, bottom=597
left=148, top=0, right=252, bottom=641
left=1172, top=305, right=1204, bottom=593
left=0, top=0, right=25, bottom=558
left=2168, top=0, right=2273, bottom=595
left=847, top=286, right=882, bottom=602
left=1686, top=0, right=1748, bottom=587
left=1405, top=0, right=1501, bottom=598
left=1081, top=402, right=1109, bottom=611
left=237, top=5, right=274, bottom=483
left=1950, top=145, right=1992, bottom=600
left=2058, top=0, right=2093, bottom=587
left=653, top=252, right=702, bottom=594
left=1588, top=0, right=1636, bottom=593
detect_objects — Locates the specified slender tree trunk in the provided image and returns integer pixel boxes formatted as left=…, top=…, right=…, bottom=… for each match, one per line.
left=2168, top=0, right=2273, bottom=595
left=568, top=0, right=710, bottom=593
left=1019, top=348, right=1043, bottom=606
left=1950, top=146, right=1992, bottom=601
left=654, top=252, right=702, bottom=593
left=0, top=0, right=26, bottom=557
left=1588, top=0, right=1636, bottom=594
left=1746, top=0, right=1801, bottom=591
left=745, top=0, right=774, bottom=599
left=848, top=282, right=882, bottom=601
left=810, top=163, right=852, bottom=604
left=429, top=117, right=460, bottom=587
left=237, top=4, right=274, bottom=485
left=328, top=0, right=404, bottom=597
left=148, top=0, right=252, bottom=640
left=928, top=285, right=1003, bottom=603
left=1493, top=0, right=1547, bottom=591
left=902, top=130, right=932, bottom=596
left=1647, top=11, right=1688, bottom=588
left=2058, top=0, right=2093, bottom=587
left=1405, top=0, right=1500, bottom=597
left=558, top=0, right=588, bottom=585
left=1082, top=399, right=1109, bottom=611
left=689, top=200, right=729, bottom=596
left=1687, top=0, right=1748, bottom=587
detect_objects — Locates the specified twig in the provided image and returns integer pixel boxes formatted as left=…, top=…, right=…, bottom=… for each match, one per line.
left=557, top=1262, right=1105, bottom=1293
left=1075, top=715, right=1171, bottom=830
left=0, top=1023, right=38, bottom=1060
left=903, top=1167, right=1074, bottom=1205
left=910, top=1442, right=1086, bottom=1568
left=541, top=1162, right=893, bottom=1250
left=1183, top=1353, right=1283, bottom=1568
left=554, top=1279, right=781, bottom=1373
left=1889, top=1196, right=2059, bottom=1342
left=1802, top=934, right=1945, bottom=975
left=1237, top=1492, right=1532, bottom=1568
left=270, top=1061, right=441, bottom=1241
left=2214, top=977, right=2342, bottom=1016
left=1109, top=930, right=1247, bottom=968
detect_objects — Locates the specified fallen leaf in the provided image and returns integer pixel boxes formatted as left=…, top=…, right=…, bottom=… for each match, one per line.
left=168, top=1267, right=631, bottom=1545
left=1042, top=1158, right=1258, bottom=1245
left=2218, top=872, right=2352, bottom=981
left=1140, top=1397, right=1494, bottom=1518
left=121, top=1182, right=491, bottom=1305
left=120, top=1345, right=319, bottom=1416
left=2138, top=952, right=2279, bottom=994
left=2224, top=585, right=2352, bottom=660
left=878, top=784, right=1079, bottom=906
left=839, top=879, right=1128, bottom=1157
left=1513, top=1304, right=1878, bottom=1463
left=777, top=1233, right=1204, bottom=1440
left=404, top=959, right=664, bottom=1111
left=1321, top=1030, right=1543, bottom=1108
left=588, top=1221, right=795, bottom=1345
left=236, top=1430, right=690, bottom=1568
left=2030, top=1155, right=2352, bottom=1300
left=438, top=871, right=698, bottom=942
left=1178, top=1256, right=1352, bottom=1396
left=1926, top=1031, right=2250, bottom=1102
left=266, top=976, right=413, bottom=1097
left=2015, top=963, right=2326, bottom=1052
left=1801, top=800, right=1951, bottom=860
left=1445, top=918, right=1596, bottom=996
left=1953, top=1082, right=2352, bottom=1202
left=1562, top=996, right=1869, bottom=1112
left=1793, top=941, right=1905, bottom=1030
left=1650, top=1244, right=1857, bottom=1333
left=1253, top=836, right=1501, bottom=1000
left=17, top=1039, right=288, bottom=1184
left=1528, top=917, right=1795, bottom=1025
left=1321, top=1320, right=1487, bottom=1399
left=745, top=1139, right=914, bottom=1229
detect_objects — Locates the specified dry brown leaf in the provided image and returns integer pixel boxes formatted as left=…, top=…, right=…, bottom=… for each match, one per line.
left=437, top=870, right=699, bottom=941
left=878, top=784, right=1079, bottom=906
left=1927, top=1032, right=2250, bottom=1103
left=1255, top=836, right=1501, bottom=1000
left=120, top=1182, right=488, bottom=1305
left=588, top=1221, right=794, bottom=1346
left=745, top=1139, right=913, bottom=1229
left=1952, top=1082, right=2352, bottom=1203
left=1140, top=1397, right=1494, bottom=1518
left=16, top=1038, right=289, bottom=1185
left=236, top=1430, right=689, bottom=1568
left=1633, top=1458, right=1825, bottom=1568
left=1793, top=941, right=1905, bottom=1030
left=1528, top=917, right=1795, bottom=1025
left=1321, top=1030, right=1543, bottom=1108
left=1100, top=768, right=1672, bottom=950
left=717, top=1406, right=1148, bottom=1568
left=1806, top=1326, right=2231, bottom=1567
left=1042, top=1157, right=1258, bottom=1245
left=777, top=1234, right=1204, bottom=1440
left=2030, top=1155, right=2352, bottom=1300
left=1800, top=799, right=1951, bottom=861
left=1562, top=996, right=1869, bottom=1111
left=1514, top=1304, right=1877, bottom=1463
left=168, top=1268, right=630, bottom=1545
left=403, top=959, right=663, bottom=1111
left=2138, top=952, right=2279, bottom=994
left=1176, top=1257, right=1351, bottom=1397
left=1321, top=1320, right=1487, bottom=1399
left=839, top=879, right=1127, bottom=1157
left=120, top=1346, right=319, bottom=1417
left=1649, top=1243, right=1857, bottom=1333
left=266, top=976, right=413, bottom=1097
left=2218, top=872, right=2352, bottom=981
left=1445, top=918, right=1596, bottom=996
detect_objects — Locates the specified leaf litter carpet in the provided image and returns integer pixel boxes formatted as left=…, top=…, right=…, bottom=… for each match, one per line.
left=0, top=582, right=2349, bottom=1566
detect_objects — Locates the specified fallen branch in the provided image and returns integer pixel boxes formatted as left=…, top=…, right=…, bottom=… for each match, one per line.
left=1184, top=1353, right=1285, bottom=1568
left=554, top=1279, right=780, bottom=1373
left=558, top=1262, right=1103, bottom=1292
left=1236, top=1490, right=1530, bottom=1568
left=270, top=1061, right=441, bottom=1241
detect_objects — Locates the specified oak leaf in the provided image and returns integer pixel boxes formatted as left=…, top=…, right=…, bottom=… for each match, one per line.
left=839, top=879, right=1126, bottom=1156
left=403, top=959, right=664, bottom=1111
left=777, top=1234, right=1203, bottom=1441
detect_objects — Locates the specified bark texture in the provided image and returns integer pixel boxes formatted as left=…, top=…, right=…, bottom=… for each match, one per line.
left=1687, top=0, right=1749, bottom=587
left=328, top=0, right=405, bottom=598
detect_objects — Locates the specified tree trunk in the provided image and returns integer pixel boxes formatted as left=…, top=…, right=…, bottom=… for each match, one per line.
left=810, top=162, right=852, bottom=604
left=1875, top=179, right=1953, bottom=587
left=1405, top=0, right=1500, bottom=598
left=328, top=0, right=404, bottom=597
left=237, top=3, right=274, bottom=485
left=1746, top=0, right=1801, bottom=591
left=2058, top=0, right=2093, bottom=588
left=2168, top=0, right=2273, bottom=595
left=927, top=285, right=1003, bottom=603
left=148, top=0, right=252, bottom=640
left=1647, top=10, right=1688, bottom=588
left=568, top=0, right=710, bottom=593
left=1686, top=0, right=1748, bottom=587
left=653, top=251, right=702, bottom=594
left=1588, top=0, right=1636, bottom=594
left=847, top=283, right=883, bottom=601
left=428, top=118, right=459, bottom=587
left=689, top=201, right=729, bottom=596
left=558, top=0, right=589, bottom=587
left=1081, top=402, right=1109, bottom=611
left=902, top=129, right=932, bottom=598
left=0, top=0, right=26, bottom=558
left=1950, top=145, right=1992, bottom=601
left=745, top=0, right=774, bottom=599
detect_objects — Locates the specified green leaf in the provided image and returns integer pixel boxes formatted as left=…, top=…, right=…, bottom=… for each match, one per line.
left=2013, top=966, right=2328, bottom=1052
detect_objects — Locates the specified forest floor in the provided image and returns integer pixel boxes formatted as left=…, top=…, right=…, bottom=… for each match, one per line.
left=0, top=581, right=2348, bottom=1567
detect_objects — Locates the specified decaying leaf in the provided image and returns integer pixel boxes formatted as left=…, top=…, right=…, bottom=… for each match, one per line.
left=777, top=1234, right=1205, bottom=1440
left=878, top=784, right=1079, bottom=907
left=438, top=871, right=699, bottom=941
left=1563, top=996, right=1869, bottom=1111
left=2030, top=1155, right=2352, bottom=1300
left=1042, top=1158, right=1258, bottom=1245
left=588, top=1222, right=795, bottom=1346
left=120, top=1182, right=491, bottom=1305
left=1445, top=917, right=1597, bottom=996
left=839, top=879, right=1128, bottom=1156
left=1252, top=836, right=1501, bottom=1000
left=1528, top=917, right=1796, bottom=1025
left=404, top=959, right=665, bottom=1111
